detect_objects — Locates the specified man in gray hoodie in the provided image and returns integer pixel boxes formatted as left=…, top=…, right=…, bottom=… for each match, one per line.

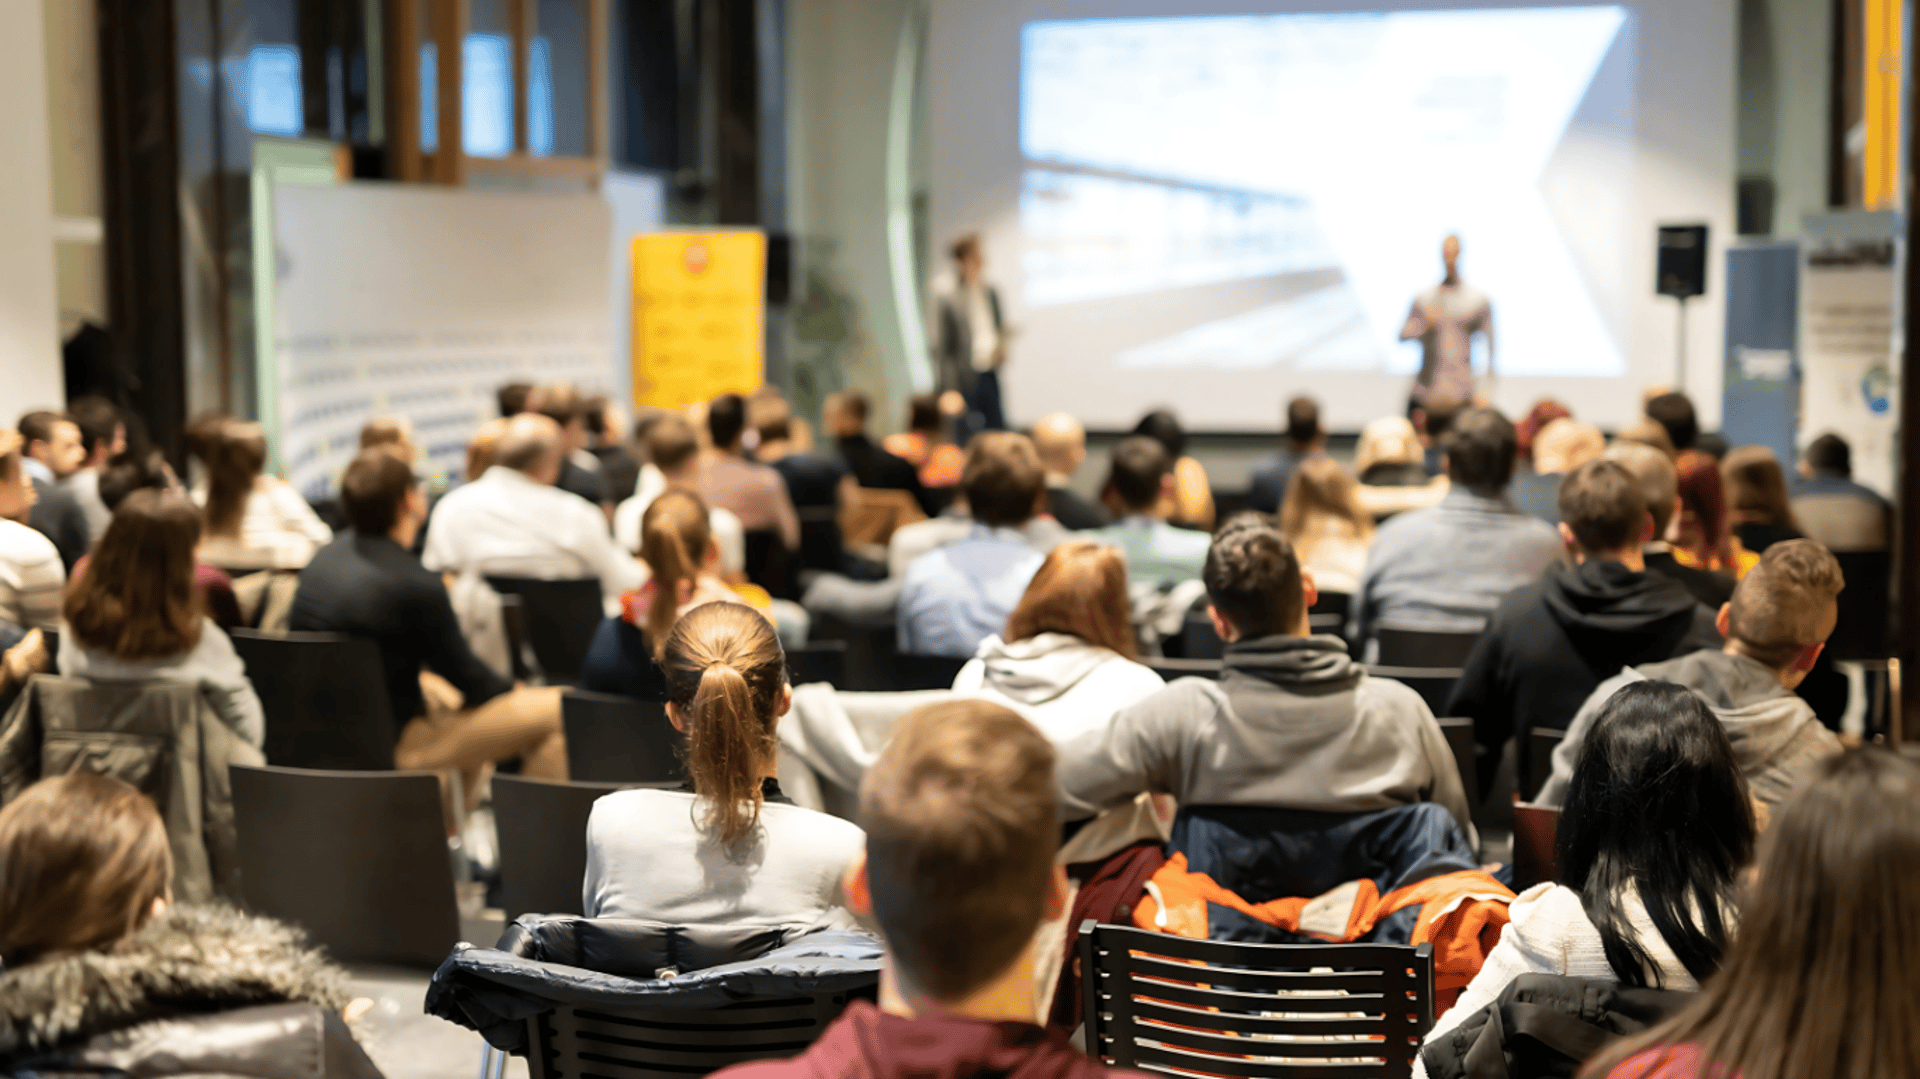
left=1537, top=539, right=1845, bottom=809
left=1055, top=513, right=1472, bottom=834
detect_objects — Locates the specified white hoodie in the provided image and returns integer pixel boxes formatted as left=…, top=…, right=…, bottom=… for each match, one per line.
left=952, top=632, right=1167, bottom=745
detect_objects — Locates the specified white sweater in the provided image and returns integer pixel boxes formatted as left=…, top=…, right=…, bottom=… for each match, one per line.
left=952, top=633, right=1167, bottom=746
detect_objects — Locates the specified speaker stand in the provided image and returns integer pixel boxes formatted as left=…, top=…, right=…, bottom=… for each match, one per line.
left=1673, top=294, right=1689, bottom=391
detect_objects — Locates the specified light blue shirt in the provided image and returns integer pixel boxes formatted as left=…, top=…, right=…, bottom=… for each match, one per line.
left=1352, top=488, right=1561, bottom=645
left=897, top=525, right=1046, bottom=658
left=20, top=458, right=52, bottom=486
left=1093, top=516, right=1212, bottom=588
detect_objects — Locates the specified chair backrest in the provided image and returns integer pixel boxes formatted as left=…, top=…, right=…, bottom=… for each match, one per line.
left=1524, top=727, right=1566, bottom=803
left=230, top=629, right=397, bottom=770
left=785, top=640, right=848, bottom=687
left=562, top=690, right=687, bottom=784
left=1828, top=550, right=1892, bottom=660
left=1145, top=657, right=1223, bottom=681
left=1375, top=627, right=1481, bottom=668
left=228, top=764, right=459, bottom=967
left=892, top=652, right=970, bottom=691
left=1367, top=666, right=1461, bottom=717
left=1080, top=921, right=1435, bottom=1079
left=528, top=983, right=868, bottom=1079
left=841, top=486, right=927, bottom=550
left=1309, top=591, right=1352, bottom=635
left=1437, top=717, right=1477, bottom=807
left=1180, top=607, right=1224, bottom=660
left=741, top=529, right=799, bottom=600
left=493, top=775, right=673, bottom=919
left=1510, top=803, right=1562, bottom=892
left=483, top=577, right=604, bottom=685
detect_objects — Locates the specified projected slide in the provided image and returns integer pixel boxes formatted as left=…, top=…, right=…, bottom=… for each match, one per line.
left=1018, top=7, right=1632, bottom=383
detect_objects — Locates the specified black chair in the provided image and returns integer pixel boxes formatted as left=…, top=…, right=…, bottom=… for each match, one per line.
left=893, top=652, right=970, bottom=691
left=1368, top=665, right=1462, bottom=718
left=1510, top=803, right=1561, bottom=892
left=484, top=577, right=603, bottom=685
left=1437, top=717, right=1477, bottom=808
left=230, top=629, right=397, bottom=770
left=785, top=640, right=848, bottom=687
left=1080, top=921, right=1435, bottom=1079
left=493, top=775, right=673, bottom=919
left=1829, top=550, right=1892, bottom=660
left=1375, top=626, right=1481, bottom=668
left=1524, top=727, right=1566, bottom=803
left=742, top=529, right=800, bottom=600
left=561, top=690, right=686, bottom=784
left=1309, top=590, right=1352, bottom=635
left=1146, top=656, right=1223, bottom=681
left=229, top=764, right=459, bottom=967
left=1180, top=607, right=1224, bottom=660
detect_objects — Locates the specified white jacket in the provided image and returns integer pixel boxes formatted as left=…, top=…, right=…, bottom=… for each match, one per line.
left=952, top=633, right=1166, bottom=746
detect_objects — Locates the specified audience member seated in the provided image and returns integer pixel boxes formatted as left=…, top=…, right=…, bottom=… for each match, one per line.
left=58, top=490, right=265, bottom=747
left=1503, top=400, right=1571, bottom=524
left=882, top=393, right=965, bottom=492
left=898, top=433, right=1052, bottom=657
left=357, top=415, right=415, bottom=465
left=62, top=395, right=123, bottom=540
left=463, top=417, right=508, bottom=483
left=1512, top=417, right=1603, bottom=526
left=425, top=414, right=643, bottom=597
left=17, top=409, right=90, bottom=569
left=1791, top=432, right=1892, bottom=552
left=701, top=392, right=800, bottom=553
left=1448, top=460, right=1720, bottom=791
left=1418, top=682, right=1752, bottom=1065
left=1355, top=416, right=1430, bottom=487
left=1585, top=748, right=1920, bottom=1079
left=1133, top=409, right=1214, bottom=531
left=1353, top=407, right=1560, bottom=646
left=1058, top=513, right=1470, bottom=831
left=1091, top=435, right=1211, bottom=589
left=615, top=413, right=747, bottom=578
left=583, top=393, right=640, bottom=502
left=1247, top=396, right=1327, bottom=514
left=1539, top=540, right=1845, bottom=809
left=0, top=773, right=380, bottom=1079
left=1722, top=445, right=1803, bottom=554
left=1644, top=391, right=1699, bottom=453
left=951, top=541, right=1164, bottom=744
left=887, top=437, right=1071, bottom=580
left=1671, top=450, right=1756, bottom=579
left=583, top=489, right=743, bottom=700
left=1279, top=455, right=1374, bottom=595
left=497, top=379, right=534, bottom=417
left=532, top=383, right=610, bottom=510
left=195, top=419, right=333, bottom=569
left=293, top=450, right=566, bottom=780
left=584, top=602, right=863, bottom=932
left=828, top=391, right=929, bottom=514
left=714, top=700, right=1130, bottom=1079
left=94, top=450, right=242, bottom=630
left=1606, top=442, right=1734, bottom=609
left=1414, top=393, right=1463, bottom=477
left=1031, top=412, right=1108, bottom=529
left=758, top=397, right=852, bottom=570
left=0, top=430, right=63, bottom=632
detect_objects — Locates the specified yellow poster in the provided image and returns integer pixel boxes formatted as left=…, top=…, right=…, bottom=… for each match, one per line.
left=631, top=230, right=765, bottom=410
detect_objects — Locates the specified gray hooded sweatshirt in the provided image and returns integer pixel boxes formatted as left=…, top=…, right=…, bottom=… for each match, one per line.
left=1537, top=649, right=1842, bottom=809
left=1054, top=633, right=1472, bottom=835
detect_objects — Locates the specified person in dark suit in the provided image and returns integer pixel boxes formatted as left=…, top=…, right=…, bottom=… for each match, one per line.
left=1247, top=396, right=1327, bottom=515
left=1031, top=412, right=1107, bottom=530
left=934, top=233, right=1007, bottom=441
left=827, top=391, right=931, bottom=515
left=16, top=410, right=89, bottom=570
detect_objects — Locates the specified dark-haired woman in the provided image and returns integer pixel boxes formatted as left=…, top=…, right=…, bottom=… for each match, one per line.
left=1585, top=748, right=1920, bottom=1079
left=59, top=489, right=265, bottom=747
left=194, top=419, right=331, bottom=569
left=582, top=602, right=864, bottom=933
left=1417, top=682, right=1754, bottom=1066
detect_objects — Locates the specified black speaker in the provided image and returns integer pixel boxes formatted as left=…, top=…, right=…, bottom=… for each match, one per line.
left=1657, top=224, right=1708, bottom=298
left=765, top=232, right=792, bottom=306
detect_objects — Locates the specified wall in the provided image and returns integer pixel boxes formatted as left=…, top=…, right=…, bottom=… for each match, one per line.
left=1764, top=0, right=1834, bottom=234
left=0, top=0, right=62, bottom=410
left=44, top=0, right=104, bottom=346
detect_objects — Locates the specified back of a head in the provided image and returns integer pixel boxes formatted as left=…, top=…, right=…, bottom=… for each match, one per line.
left=1279, top=455, right=1369, bottom=543
left=661, top=602, right=785, bottom=849
left=67, top=488, right=204, bottom=661
left=184, top=411, right=228, bottom=465
left=1515, top=399, right=1572, bottom=460
left=1132, top=409, right=1186, bottom=460
left=1204, top=512, right=1304, bottom=639
left=1442, top=407, right=1518, bottom=495
left=0, top=772, right=172, bottom=969
left=1803, top=432, right=1851, bottom=478
left=1645, top=392, right=1699, bottom=452
left=1615, top=418, right=1678, bottom=459
left=646, top=413, right=701, bottom=475
left=359, top=416, right=414, bottom=459
left=494, top=414, right=563, bottom=475
left=1557, top=681, right=1753, bottom=988
left=203, top=420, right=268, bottom=537
left=960, top=431, right=1045, bottom=528
left=535, top=384, right=584, bottom=430
left=753, top=393, right=795, bottom=444
left=68, top=397, right=121, bottom=459
left=1355, top=416, right=1420, bottom=475
left=341, top=448, right=417, bottom=536
left=860, top=700, right=1057, bottom=1004
left=98, top=450, right=174, bottom=513
left=1674, top=450, right=1727, bottom=544
left=497, top=380, right=534, bottom=418
left=1722, top=445, right=1797, bottom=528
left=707, top=393, right=748, bottom=451
left=1558, top=458, right=1645, bottom=555
left=466, top=418, right=509, bottom=481
left=1604, top=441, right=1679, bottom=538
left=1029, top=412, right=1086, bottom=473
left=907, top=394, right=941, bottom=433
left=824, top=392, right=868, bottom=438
left=1421, top=394, right=1463, bottom=442
left=1531, top=418, right=1604, bottom=476
left=1004, top=540, right=1135, bottom=659
left=1104, top=435, right=1170, bottom=514
left=640, top=488, right=715, bottom=653
left=582, top=394, right=612, bottom=440
left=1726, top=539, right=1844, bottom=668
left=1284, top=396, right=1321, bottom=447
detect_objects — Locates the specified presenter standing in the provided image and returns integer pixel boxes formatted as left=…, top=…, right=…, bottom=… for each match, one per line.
left=1400, top=234, right=1494, bottom=406
left=934, top=233, right=1008, bottom=443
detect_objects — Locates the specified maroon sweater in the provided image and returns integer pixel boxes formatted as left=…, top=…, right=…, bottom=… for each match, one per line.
left=714, top=1001, right=1141, bottom=1079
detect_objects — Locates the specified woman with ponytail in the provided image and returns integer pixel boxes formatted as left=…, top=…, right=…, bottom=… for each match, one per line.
left=583, top=602, right=864, bottom=932
left=193, top=419, right=332, bottom=570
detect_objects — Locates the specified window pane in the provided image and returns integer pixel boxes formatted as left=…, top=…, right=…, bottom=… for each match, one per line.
left=465, top=0, right=514, bottom=156
left=419, top=41, right=438, bottom=152
left=245, top=44, right=303, bottom=135
left=532, top=0, right=591, bottom=158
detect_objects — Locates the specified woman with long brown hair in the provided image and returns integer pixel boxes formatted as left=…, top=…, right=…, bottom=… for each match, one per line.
left=0, top=772, right=380, bottom=1078
left=194, top=419, right=331, bottom=569
left=1720, top=445, right=1803, bottom=555
left=952, top=540, right=1164, bottom=745
left=1584, top=748, right=1920, bottom=1079
left=583, top=602, right=863, bottom=932
left=60, top=489, right=265, bottom=746
left=1278, top=457, right=1375, bottom=595
left=1669, top=450, right=1755, bottom=580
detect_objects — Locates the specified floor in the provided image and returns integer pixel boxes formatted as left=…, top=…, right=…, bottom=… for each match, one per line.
left=348, top=964, right=529, bottom=1079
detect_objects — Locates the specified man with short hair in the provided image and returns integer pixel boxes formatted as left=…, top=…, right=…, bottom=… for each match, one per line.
left=582, top=393, right=640, bottom=503
left=1791, top=432, right=1892, bottom=553
left=533, top=383, right=610, bottom=510
left=1644, top=391, right=1699, bottom=453
left=700, top=392, right=800, bottom=552
left=613, top=413, right=746, bottom=576
left=1058, top=513, right=1470, bottom=831
left=1031, top=412, right=1108, bottom=529
left=1247, top=396, right=1326, bottom=514
left=1090, top=435, right=1211, bottom=588
left=63, top=396, right=123, bottom=538
left=754, top=397, right=851, bottom=573
left=16, top=410, right=90, bottom=569
left=828, top=391, right=925, bottom=508
left=423, top=413, right=643, bottom=598
left=1539, top=539, right=1845, bottom=809
left=1606, top=441, right=1734, bottom=608
left=496, top=380, right=534, bottom=418
left=292, top=449, right=566, bottom=779
left=715, top=700, right=1129, bottom=1079
left=1351, top=407, right=1561, bottom=650
left=1446, top=459, right=1721, bottom=796
left=898, top=432, right=1051, bottom=657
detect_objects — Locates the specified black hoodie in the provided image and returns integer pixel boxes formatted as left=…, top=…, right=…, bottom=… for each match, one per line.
left=1446, top=559, right=1721, bottom=798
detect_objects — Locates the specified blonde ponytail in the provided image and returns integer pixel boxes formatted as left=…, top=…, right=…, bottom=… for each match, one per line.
left=663, top=602, right=786, bottom=850
left=639, top=489, right=714, bottom=660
